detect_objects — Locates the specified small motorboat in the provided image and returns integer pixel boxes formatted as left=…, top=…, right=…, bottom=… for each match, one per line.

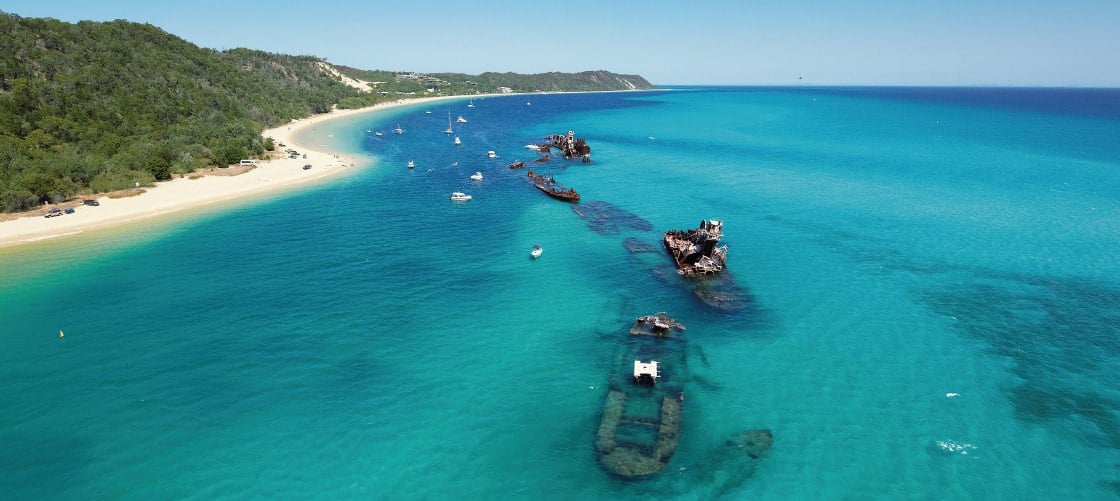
left=374, top=131, right=383, bottom=136
left=454, top=136, right=461, bottom=146
left=530, top=245, right=543, bottom=259
left=470, top=171, right=483, bottom=181
left=457, top=116, right=468, bottom=124
left=449, top=192, right=472, bottom=201
left=487, top=151, right=497, bottom=159
left=407, top=160, right=415, bottom=168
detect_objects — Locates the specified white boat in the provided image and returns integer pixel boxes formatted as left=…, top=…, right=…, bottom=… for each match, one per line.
left=457, top=116, right=468, bottom=124
left=443, top=110, right=454, bottom=135
left=374, top=131, right=383, bottom=136
left=449, top=192, right=472, bottom=201
left=454, top=136, right=461, bottom=146
left=425, top=110, right=432, bottom=114
left=487, top=151, right=497, bottom=159
left=525, top=144, right=540, bottom=150
left=530, top=245, right=543, bottom=258
left=407, top=160, right=415, bottom=168
left=366, top=129, right=372, bottom=133
left=470, top=171, right=483, bottom=181
left=394, top=124, right=404, bottom=134
left=468, top=100, right=475, bottom=108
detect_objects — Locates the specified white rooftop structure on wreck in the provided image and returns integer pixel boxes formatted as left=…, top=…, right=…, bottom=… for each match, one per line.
left=633, top=360, right=660, bottom=385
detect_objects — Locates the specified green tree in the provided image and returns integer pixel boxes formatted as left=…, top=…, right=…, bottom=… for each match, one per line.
left=0, top=189, right=39, bottom=212
left=217, top=140, right=248, bottom=167
left=145, top=154, right=171, bottom=180
left=15, top=171, right=73, bottom=203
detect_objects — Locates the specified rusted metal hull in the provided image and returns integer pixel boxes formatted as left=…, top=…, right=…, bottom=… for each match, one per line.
left=527, top=170, right=580, bottom=203
left=533, top=183, right=580, bottom=202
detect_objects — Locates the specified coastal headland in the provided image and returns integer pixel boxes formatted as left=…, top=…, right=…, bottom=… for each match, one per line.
left=0, top=96, right=462, bottom=250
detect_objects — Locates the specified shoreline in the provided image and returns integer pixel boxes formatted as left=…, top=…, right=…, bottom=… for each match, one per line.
left=0, top=95, right=463, bottom=250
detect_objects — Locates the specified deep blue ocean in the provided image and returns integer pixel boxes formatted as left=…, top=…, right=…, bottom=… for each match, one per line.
left=2, top=87, right=1119, bottom=499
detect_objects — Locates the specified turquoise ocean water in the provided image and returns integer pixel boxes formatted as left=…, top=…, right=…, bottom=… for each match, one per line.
left=2, top=87, right=1119, bottom=499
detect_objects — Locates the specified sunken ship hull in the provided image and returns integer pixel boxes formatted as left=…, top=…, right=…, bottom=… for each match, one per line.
left=685, top=271, right=747, bottom=312
left=596, top=313, right=687, bottom=478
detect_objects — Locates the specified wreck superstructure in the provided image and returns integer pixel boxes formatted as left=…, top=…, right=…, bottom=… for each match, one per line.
left=663, top=219, right=728, bottom=277
left=536, top=130, right=591, bottom=163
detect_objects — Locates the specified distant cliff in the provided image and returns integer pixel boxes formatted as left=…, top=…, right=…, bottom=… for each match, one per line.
left=0, top=12, right=656, bottom=212
left=469, top=70, right=655, bottom=92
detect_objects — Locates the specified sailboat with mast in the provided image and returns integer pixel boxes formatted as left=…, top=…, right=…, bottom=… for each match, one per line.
left=443, top=109, right=454, bottom=135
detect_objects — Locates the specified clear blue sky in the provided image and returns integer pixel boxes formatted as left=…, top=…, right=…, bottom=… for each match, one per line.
left=4, top=0, right=1118, bottom=86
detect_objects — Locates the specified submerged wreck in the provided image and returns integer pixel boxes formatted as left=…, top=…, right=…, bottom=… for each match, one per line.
left=596, top=313, right=687, bottom=478
left=536, top=130, right=591, bottom=163
left=572, top=201, right=654, bottom=235
left=527, top=170, right=580, bottom=203
left=664, top=219, right=728, bottom=277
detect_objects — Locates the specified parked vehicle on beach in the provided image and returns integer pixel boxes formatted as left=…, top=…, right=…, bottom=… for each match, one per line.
left=44, top=207, right=63, bottom=218
left=83, top=199, right=99, bottom=206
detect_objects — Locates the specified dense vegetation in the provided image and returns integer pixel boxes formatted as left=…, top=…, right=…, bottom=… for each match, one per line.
left=0, top=13, right=654, bottom=212
left=336, top=67, right=654, bottom=97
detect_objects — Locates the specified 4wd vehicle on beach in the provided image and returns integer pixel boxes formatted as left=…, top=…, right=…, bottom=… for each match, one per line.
left=44, top=207, right=63, bottom=218
left=83, top=199, right=99, bottom=206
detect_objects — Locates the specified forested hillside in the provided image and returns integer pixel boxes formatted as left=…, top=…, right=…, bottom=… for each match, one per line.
left=336, top=67, right=655, bottom=97
left=0, top=14, right=373, bottom=211
left=0, top=13, right=655, bottom=212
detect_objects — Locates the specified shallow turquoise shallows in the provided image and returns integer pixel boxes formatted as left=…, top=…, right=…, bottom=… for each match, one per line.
left=3, top=87, right=1119, bottom=500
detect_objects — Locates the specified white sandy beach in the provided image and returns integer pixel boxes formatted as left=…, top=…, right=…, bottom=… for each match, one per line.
left=0, top=96, right=459, bottom=249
